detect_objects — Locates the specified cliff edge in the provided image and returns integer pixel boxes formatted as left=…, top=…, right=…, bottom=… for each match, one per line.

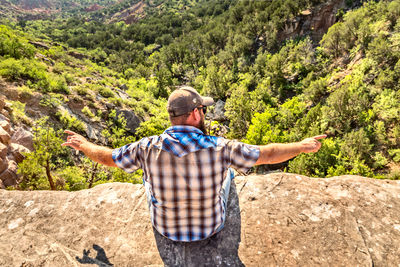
left=1, top=173, right=399, bottom=266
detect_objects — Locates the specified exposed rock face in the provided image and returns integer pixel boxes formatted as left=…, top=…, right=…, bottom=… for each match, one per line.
left=278, top=0, right=361, bottom=43
left=0, top=98, right=31, bottom=187
left=28, top=41, right=50, bottom=50
left=1, top=174, right=399, bottom=266
left=208, top=99, right=227, bottom=122
left=11, top=127, right=34, bottom=151
left=116, top=109, right=141, bottom=134
left=0, top=160, right=18, bottom=187
left=0, top=126, right=11, bottom=145
left=67, top=51, right=88, bottom=60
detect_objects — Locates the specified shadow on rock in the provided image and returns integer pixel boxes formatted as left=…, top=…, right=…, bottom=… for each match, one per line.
left=76, top=244, right=113, bottom=267
left=154, top=182, right=244, bottom=267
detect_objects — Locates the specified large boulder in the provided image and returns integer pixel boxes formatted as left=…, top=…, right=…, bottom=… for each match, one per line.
left=208, top=100, right=227, bottom=122
left=0, top=114, right=10, bottom=123
left=9, top=143, right=30, bottom=163
left=0, top=127, right=11, bottom=145
left=0, top=174, right=399, bottom=266
left=0, top=142, right=7, bottom=159
left=115, top=109, right=141, bottom=134
left=0, top=157, right=8, bottom=174
left=0, top=120, right=11, bottom=134
left=0, top=97, right=5, bottom=111
left=0, top=160, right=18, bottom=187
left=11, top=127, right=33, bottom=151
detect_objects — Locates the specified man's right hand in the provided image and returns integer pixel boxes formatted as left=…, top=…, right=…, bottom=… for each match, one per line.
left=62, top=130, right=89, bottom=151
left=61, top=130, right=117, bottom=167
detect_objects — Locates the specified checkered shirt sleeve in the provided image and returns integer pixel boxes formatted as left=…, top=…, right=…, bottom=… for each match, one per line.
left=112, top=141, right=142, bottom=173
left=223, top=139, right=260, bottom=173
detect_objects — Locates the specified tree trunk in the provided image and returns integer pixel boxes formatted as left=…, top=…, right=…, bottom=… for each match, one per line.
left=45, top=157, right=56, bottom=190
left=88, top=162, right=99, bottom=189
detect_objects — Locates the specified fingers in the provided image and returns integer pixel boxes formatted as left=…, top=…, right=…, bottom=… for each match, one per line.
left=312, top=134, right=327, bottom=140
left=64, top=130, right=78, bottom=136
left=61, top=142, right=74, bottom=148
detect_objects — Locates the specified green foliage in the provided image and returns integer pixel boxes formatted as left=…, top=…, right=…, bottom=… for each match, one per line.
left=224, top=75, right=253, bottom=139
left=0, top=57, right=69, bottom=93
left=56, top=166, right=87, bottom=191
left=244, top=108, right=288, bottom=145
left=372, top=90, right=400, bottom=123
left=18, top=118, right=72, bottom=190
left=389, top=149, right=400, bottom=163
left=372, top=152, right=388, bottom=169
left=39, top=94, right=65, bottom=109
left=98, top=86, right=115, bottom=98
left=135, top=112, right=170, bottom=139
left=0, top=25, right=35, bottom=59
left=108, top=168, right=142, bottom=184
left=56, top=110, right=87, bottom=134
left=81, top=106, right=95, bottom=118
left=8, top=100, right=32, bottom=126
left=4, top=0, right=400, bottom=183
left=288, top=138, right=340, bottom=177
left=102, top=110, right=136, bottom=148
left=340, top=128, right=373, bottom=163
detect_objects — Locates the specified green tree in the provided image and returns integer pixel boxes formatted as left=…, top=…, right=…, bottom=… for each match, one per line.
left=18, top=118, right=72, bottom=190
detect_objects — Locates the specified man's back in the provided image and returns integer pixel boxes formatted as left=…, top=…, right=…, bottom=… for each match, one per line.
left=112, top=125, right=259, bottom=241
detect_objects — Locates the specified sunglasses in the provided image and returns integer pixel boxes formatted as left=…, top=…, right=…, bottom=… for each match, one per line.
left=196, top=106, right=207, bottom=114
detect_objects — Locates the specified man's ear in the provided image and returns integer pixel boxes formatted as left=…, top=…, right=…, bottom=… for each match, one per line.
left=193, top=108, right=201, bottom=122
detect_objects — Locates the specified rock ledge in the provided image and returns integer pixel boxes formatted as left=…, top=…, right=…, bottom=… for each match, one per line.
left=0, top=173, right=399, bottom=266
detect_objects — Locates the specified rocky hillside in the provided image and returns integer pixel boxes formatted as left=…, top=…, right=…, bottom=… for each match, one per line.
left=0, top=0, right=211, bottom=24
left=1, top=173, right=399, bottom=266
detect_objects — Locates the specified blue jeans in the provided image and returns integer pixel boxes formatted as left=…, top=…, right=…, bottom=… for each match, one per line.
left=214, top=168, right=235, bottom=233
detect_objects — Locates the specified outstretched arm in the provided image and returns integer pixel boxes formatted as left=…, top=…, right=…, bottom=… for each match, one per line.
left=255, top=135, right=326, bottom=165
left=62, top=130, right=117, bottom=167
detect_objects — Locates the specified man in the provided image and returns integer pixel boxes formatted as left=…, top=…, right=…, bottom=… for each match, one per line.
left=62, top=86, right=326, bottom=242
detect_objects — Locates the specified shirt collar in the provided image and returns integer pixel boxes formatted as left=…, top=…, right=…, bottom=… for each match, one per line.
left=164, top=125, right=204, bottom=135
left=160, top=125, right=217, bottom=157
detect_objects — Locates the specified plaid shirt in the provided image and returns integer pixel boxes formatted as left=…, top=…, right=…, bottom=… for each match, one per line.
left=112, top=125, right=259, bottom=242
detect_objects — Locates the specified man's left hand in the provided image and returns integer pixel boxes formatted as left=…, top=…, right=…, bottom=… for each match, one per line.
left=299, top=135, right=327, bottom=153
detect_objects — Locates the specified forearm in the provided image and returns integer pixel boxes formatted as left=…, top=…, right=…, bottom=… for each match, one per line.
left=80, top=142, right=117, bottom=167
left=255, top=142, right=303, bottom=165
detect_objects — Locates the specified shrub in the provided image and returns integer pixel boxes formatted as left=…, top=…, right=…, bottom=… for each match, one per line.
left=98, top=86, right=115, bottom=98
left=56, top=110, right=87, bottom=134
left=8, top=100, right=32, bottom=126
left=17, top=86, right=34, bottom=99
left=389, top=149, right=400, bottom=163
left=81, top=106, right=95, bottom=118
left=135, top=112, right=170, bottom=139
left=0, top=25, right=35, bottom=59
left=48, top=74, right=69, bottom=94
left=57, top=166, right=87, bottom=191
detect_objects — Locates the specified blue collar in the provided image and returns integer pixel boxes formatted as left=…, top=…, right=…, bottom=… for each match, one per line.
left=159, top=125, right=219, bottom=157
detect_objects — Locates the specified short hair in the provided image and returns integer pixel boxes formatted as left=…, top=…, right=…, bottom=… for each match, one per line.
left=169, top=112, right=191, bottom=125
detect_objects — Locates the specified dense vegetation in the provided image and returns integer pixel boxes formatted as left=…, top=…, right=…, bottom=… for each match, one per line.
left=1, top=0, right=400, bottom=191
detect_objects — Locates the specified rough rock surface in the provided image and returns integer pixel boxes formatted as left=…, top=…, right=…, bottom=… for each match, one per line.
left=208, top=100, right=227, bottom=122
left=0, top=126, right=11, bottom=145
left=9, top=143, right=30, bottom=163
left=0, top=98, right=30, bottom=187
left=116, top=109, right=141, bottom=134
left=11, top=127, right=34, bottom=151
left=1, top=173, right=399, bottom=266
left=0, top=160, right=18, bottom=186
left=278, top=0, right=362, bottom=42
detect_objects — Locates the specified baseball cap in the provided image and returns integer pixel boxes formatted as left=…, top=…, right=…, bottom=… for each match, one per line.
left=167, top=86, right=214, bottom=117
